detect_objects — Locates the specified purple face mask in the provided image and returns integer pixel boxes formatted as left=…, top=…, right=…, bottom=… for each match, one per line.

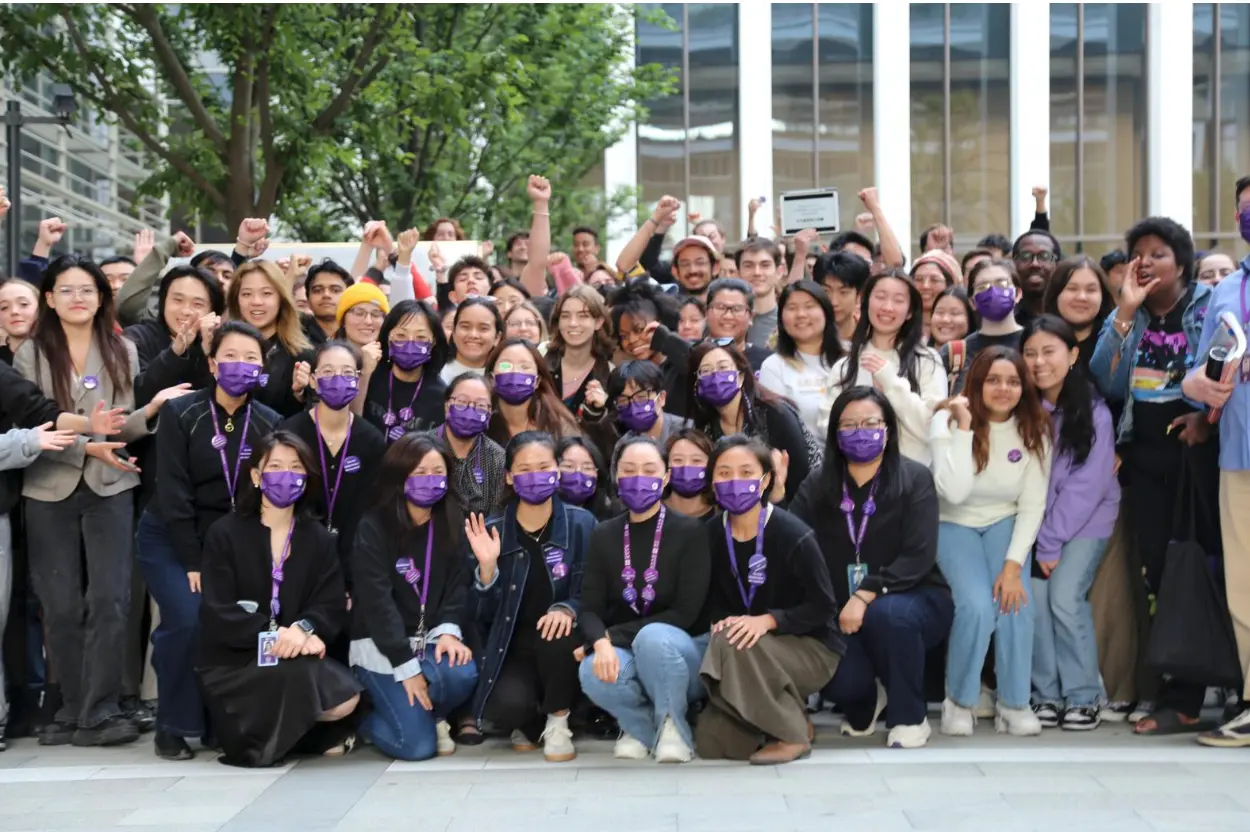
left=557, top=471, right=597, bottom=504
left=837, top=427, right=886, bottom=463
left=216, top=361, right=264, bottom=397
left=1240, top=209, right=1250, bottom=245
left=495, top=372, right=537, bottom=405
left=973, top=285, right=1016, bottom=322
left=619, top=399, right=659, bottom=433
left=512, top=470, right=559, bottom=505
left=446, top=404, right=489, bottom=438
left=316, top=374, right=359, bottom=410
left=669, top=465, right=708, bottom=497
left=405, top=474, right=448, bottom=507
left=713, top=478, right=764, bottom=515
left=260, top=471, right=306, bottom=509
left=618, top=475, right=665, bottom=514
left=390, top=340, right=432, bottom=371
left=696, top=370, right=740, bottom=408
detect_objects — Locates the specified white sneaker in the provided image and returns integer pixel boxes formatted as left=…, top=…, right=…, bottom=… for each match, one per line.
left=995, top=703, right=1042, bottom=736
left=510, top=729, right=537, bottom=752
left=435, top=720, right=455, bottom=756
left=613, top=733, right=650, bottom=760
left=887, top=719, right=932, bottom=749
left=1129, top=701, right=1155, bottom=724
left=841, top=680, right=888, bottom=737
left=540, top=713, right=576, bottom=762
left=653, top=716, right=693, bottom=764
left=973, top=685, right=997, bottom=719
left=941, top=698, right=975, bottom=736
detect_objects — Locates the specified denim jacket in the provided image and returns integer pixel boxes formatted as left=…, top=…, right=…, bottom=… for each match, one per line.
left=1088, top=280, right=1211, bottom=445
left=467, top=495, right=596, bottom=725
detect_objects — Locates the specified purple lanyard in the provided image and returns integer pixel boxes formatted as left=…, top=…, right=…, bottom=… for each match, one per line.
left=384, top=371, right=424, bottom=441
left=395, top=521, right=435, bottom=659
left=268, top=519, right=298, bottom=629
left=438, top=424, right=483, bottom=485
left=840, top=478, right=879, bottom=564
left=314, top=409, right=353, bottom=530
left=1240, top=276, right=1249, bottom=326
left=723, top=506, right=768, bottom=612
left=622, top=507, right=666, bottom=616
left=208, top=404, right=252, bottom=510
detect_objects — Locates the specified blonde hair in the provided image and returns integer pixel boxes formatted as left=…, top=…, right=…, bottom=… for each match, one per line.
left=227, top=261, right=311, bottom=356
left=504, top=301, right=549, bottom=344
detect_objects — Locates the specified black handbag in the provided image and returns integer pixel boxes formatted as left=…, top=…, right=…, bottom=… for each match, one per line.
left=1146, top=446, right=1242, bottom=689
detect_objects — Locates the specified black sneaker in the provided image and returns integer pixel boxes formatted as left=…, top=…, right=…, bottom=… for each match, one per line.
left=121, top=697, right=156, bottom=734
left=72, top=715, right=140, bottom=747
left=1061, top=706, right=1101, bottom=731
left=39, top=720, right=76, bottom=746
left=0, top=724, right=7, bottom=752
left=154, top=730, right=194, bottom=760
left=1032, top=702, right=1060, bottom=729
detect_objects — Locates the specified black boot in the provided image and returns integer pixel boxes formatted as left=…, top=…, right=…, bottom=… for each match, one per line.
left=155, top=730, right=194, bottom=760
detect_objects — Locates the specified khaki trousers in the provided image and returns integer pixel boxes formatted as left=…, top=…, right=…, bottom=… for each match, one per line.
left=1220, top=470, right=1250, bottom=699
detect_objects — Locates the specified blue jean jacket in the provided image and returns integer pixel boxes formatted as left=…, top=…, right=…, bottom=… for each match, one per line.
left=1088, top=280, right=1211, bottom=445
left=467, top=495, right=596, bottom=725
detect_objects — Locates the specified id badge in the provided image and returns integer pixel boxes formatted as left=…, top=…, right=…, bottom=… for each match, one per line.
left=847, top=563, right=868, bottom=596
left=258, top=631, right=279, bottom=667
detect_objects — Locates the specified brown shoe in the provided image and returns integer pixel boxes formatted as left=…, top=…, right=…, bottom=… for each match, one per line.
left=806, top=717, right=815, bottom=744
left=749, top=740, right=811, bottom=766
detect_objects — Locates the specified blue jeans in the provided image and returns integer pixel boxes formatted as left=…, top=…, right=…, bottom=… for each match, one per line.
left=135, top=509, right=204, bottom=736
left=937, top=518, right=1033, bottom=710
left=1031, top=537, right=1108, bottom=708
left=579, top=623, right=703, bottom=750
left=822, top=586, right=954, bottom=728
left=354, top=655, right=478, bottom=761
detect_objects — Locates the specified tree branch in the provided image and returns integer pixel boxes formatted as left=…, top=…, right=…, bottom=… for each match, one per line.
left=310, top=7, right=394, bottom=133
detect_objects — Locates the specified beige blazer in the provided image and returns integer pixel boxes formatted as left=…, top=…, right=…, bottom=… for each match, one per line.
left=14, top=337, right=149, bottom=502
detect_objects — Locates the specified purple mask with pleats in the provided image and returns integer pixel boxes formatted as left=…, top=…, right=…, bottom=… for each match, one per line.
left=260, top=471, right=306, bottom=508
left=216, top=361, right=264, bottom=396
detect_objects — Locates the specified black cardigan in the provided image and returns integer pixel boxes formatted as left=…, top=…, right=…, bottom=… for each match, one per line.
left=701, top=506, right=841, bottom=655
left=579, top=509, right=710, bottom=649
left=789, top=458, right=949, bottom=607
left=349, top=509, right=470, bottom=669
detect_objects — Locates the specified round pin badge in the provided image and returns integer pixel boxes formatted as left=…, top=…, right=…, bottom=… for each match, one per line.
left=82, top=376, right=99, bottom=390
left=1008, top=449, right=1023, bottom=463
left=398, top=407, right=414, bottom=422
left=240, top=445, right=253, bottom=460
left=388, top=426, right=405, bottom=442
left=342, top=456, right=361, bottom=474
left=383, top=411, right=397, bottom=427
left=211, top=434, right=227, bottom=450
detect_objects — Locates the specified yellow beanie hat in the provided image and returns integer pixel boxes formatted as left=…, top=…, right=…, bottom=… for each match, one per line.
left=335, top=281, right=391, bottom=327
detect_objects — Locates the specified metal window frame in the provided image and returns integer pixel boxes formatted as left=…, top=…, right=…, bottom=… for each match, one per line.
left=1076, top=3, right=1085, bottom=245
left=682, top=3, right=691, bottom=213
left=942, top=3, right=952, bottom=225
left=812, top=2, right=820, bottom=185
left=1210, top=2, right=1223, bottom=245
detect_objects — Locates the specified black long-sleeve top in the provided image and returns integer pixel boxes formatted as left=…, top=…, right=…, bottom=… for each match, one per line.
left=700, top=506, right=842, bottom=655
left=281, top=410, right=387, bottom=590
left=155, top=387, right=283, bottom=571
left=362, top=366, right=447, bottom=437
left=701, top=398, right=812, bottom=506
left=579, top=509, right=710, bottom=649
left=252, top=336, right=313, bottom=418
left=789, top=460, right=949, bottom=608
left=0, top=361, right=64, bottom=514
left=348, top=509, right=470, bottom=670
left=197, top=512, right=347, bottom=667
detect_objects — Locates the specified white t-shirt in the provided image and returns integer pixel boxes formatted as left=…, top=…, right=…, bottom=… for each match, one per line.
left=440, top=358, right=486, bottom=386
left=758, top=351, right=830, bottom=437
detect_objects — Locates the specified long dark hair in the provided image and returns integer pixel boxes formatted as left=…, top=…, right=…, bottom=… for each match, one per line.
left=820, top=387, right=903, bottom=500
left=776, top=280, right=842, bottom=369
left=236, top=430, right=322, bottom=519
left=1043, top=255, right=1116, bottom=329
left=1022, top=315, right=1097, bottom=465
left=32, top=255, right=132, bottom=408
left=840, top=269, right=932, bottom=393
left=686, top=341, right=787, bottom=441
left=380, top=299, right=449, bottom=376
left=501, top=430, right=557, bottom=506
left=487, top=337, right=580, bottom=439
left=369, top=432, right=463, bottom=543
left=938, top=346, right=1050, bottom=474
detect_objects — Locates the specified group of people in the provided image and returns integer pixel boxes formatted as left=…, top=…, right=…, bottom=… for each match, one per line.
left=0, top=171, right=1247, bottom=768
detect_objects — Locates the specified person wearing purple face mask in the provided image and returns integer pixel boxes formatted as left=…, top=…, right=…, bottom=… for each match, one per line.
left=145, top=321, right=285, bottom=759
left=791, top=388, right=952, bottom=749
left=435, top=374, right=506, bottom=519
left=487, top=338, right=581, bottom=447
left=939, top=260, right=1026, bottom=395
left=348, top=434, right=478, bottom=761
left=576, top=437, right=710, bottom=763
left=198, top=430, right=360, bottom=767
left=363, top=301, right=449, bottom=442
left=697, top=435, right=839, bottom=765
left=282, top=341, right=386, bottom=604
left=581, top=360, right=685, bottom=478
left=664, top=429, right=715, bottom=520
left=466, top=431, right=596, bottom=762
left=555, top=436, right=613, bottom=520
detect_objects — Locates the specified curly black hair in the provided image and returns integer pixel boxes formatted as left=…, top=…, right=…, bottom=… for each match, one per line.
left=1125, top=216, right=1196, bottom=283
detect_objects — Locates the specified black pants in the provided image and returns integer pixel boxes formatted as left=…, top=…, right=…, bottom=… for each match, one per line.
left=482, top=630, right=580, bottom=741
left=25, top=484, right=134, bottom=728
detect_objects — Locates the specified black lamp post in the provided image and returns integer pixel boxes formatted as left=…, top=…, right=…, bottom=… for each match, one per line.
left=5, top=84, right=77, bottom=276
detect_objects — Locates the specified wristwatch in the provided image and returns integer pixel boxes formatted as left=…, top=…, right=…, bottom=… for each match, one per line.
left=295, top=619, right=316, bottom=636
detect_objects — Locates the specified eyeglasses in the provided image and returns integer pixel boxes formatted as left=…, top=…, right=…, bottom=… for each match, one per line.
left=559, top=461, right=598, bottom=476
left=710, top=303, right=749, bottom=317
left=614, top=390, right=656, bottom=409
left=449, top=396, right=491, bottom=414
left=837, top=418, right=886, bottom=431
left=314, top=368, right=359, bottom=380
left=1014, top=251, right=1057, bottom=265
left=697, top=363, right=737, bottom=378
left=677, top=259, right=711, bottom=270
left=55, top=286, right=98, bottom=300
left=973, top=277, right=1014, bottom=293
left=346, top=306, right=385, bottom=322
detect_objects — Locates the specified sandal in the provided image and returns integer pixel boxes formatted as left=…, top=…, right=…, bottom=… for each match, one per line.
left=456, top=721, right=485, bottom=746
left=1132, top=708, right=1206, bottom=736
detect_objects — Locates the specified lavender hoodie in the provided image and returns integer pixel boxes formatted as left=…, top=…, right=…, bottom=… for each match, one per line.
left=1035, top=397, right=1121, bottom=564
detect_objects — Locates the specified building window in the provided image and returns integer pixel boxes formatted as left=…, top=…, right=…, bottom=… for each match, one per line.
left=909, top=3, right=1010, bottom=254
left=770, top=4, right=873, bottom=233
left=1193, top=3, right=1250, bottom=255
left=1050, top=3, right=1148, bottom=256
left=637, top=3, right=739, bottom=241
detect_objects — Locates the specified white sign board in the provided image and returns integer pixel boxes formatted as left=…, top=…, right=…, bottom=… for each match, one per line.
left=189, top=241, right=482, bottom=278
left=779, top=188, right=841, bottom=237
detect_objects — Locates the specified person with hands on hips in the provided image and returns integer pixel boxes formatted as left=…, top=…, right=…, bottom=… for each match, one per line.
left=929, top=346, right=1052, bottom=739
left=348, top=433, right=478, bottom=761
left=465, top=430, right=595, bottom=762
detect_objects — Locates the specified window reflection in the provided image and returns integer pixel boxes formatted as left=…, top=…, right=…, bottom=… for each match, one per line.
left=818, top=4, right=874, bottom=231
left=637, top=3, right=687, bottom=236
left=1193, top=3, right=1250, bottom=255
left=772, top=4, right=816, bottom=196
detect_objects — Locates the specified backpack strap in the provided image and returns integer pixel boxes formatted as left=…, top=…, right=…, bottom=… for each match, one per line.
left=948, top=339, right=966, bottom=395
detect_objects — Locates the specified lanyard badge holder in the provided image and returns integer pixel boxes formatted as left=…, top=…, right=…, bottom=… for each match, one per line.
left=259, top=520, right=297, bottom=668
left=841, top=478, right=878, bottom=597
left=396, top=521, right=436, bottom=660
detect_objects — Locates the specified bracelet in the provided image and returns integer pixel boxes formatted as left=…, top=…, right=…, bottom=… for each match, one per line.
left=533, top=211, right=550, bottom=216
left=853, top=591, right=873, bottom=605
